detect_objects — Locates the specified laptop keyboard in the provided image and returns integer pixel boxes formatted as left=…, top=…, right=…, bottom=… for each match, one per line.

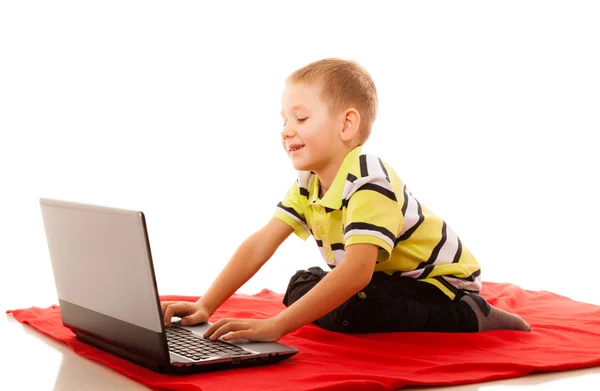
left=166, top=326, right=253, bottom=361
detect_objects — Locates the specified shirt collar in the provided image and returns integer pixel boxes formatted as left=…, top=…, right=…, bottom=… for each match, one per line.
left=306, top=146, right=363, bottom=210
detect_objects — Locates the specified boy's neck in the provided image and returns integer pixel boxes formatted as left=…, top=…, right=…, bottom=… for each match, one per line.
left=315, top=147, right=357, bottom=199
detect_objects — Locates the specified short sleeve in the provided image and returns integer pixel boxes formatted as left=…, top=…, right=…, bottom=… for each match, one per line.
left=344, top=180, right=404, bottom=262
left=274, top=181, right=311, bottom=240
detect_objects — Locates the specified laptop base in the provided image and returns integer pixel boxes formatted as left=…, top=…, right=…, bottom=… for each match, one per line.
left=76, top=332, right=295, bottom=374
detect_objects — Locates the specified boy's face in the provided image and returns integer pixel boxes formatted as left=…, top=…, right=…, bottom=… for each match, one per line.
left=280, top=82, right=341, bottom=172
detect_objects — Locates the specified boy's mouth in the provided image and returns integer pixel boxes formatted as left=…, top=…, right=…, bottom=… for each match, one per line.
left=289, top=145, right=304, bottom=152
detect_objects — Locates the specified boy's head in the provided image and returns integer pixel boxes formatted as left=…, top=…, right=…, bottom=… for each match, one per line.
left=281, top=58, right=378, bottom=173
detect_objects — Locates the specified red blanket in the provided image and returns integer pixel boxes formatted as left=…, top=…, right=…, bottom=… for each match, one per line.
left=7, top=282, right=600, bottom=391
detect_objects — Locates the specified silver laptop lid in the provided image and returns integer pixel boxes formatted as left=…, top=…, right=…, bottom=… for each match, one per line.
left=39, top=198, right=163, bottom=333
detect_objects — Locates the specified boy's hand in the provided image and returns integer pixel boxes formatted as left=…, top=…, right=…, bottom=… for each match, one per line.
left=203, top=317, right=283, bottom=342
left=161, top=301, right=210, bottom=326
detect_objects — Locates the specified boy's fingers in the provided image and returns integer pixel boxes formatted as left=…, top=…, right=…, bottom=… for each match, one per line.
left=203, top=320, right=221, bottom=337
left=209, top=321, right=244, bottom=341
left=160, top=301, right=175, bottom=314
left=181, top=311, right=206, bottom=325
left=163, top=304, right=174, bottom=325
left=222, top=330, right=250, bottom=341
left=203, top=318, right=232, bottom=338
left=163, top=303, right=186, bottom=325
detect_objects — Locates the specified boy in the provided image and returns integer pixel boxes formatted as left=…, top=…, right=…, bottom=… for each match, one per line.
left=161, top=58, right=530, bottom=342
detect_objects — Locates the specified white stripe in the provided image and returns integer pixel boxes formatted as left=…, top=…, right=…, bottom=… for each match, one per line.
left=296, top=171, right=314, bottom=189
left=442, top=275, right=482, bottom=292
left=433, top=225, right=460, bottom=266
left=399, top=189, right=420, bottom=236
left=342, top=179, right=355, bottom=200
left=366, top=155, right=386, bottom=179
left=333, top=249, right=345, bottom=264
left=344, top=229, right=394, bottom=250
left=342, top=176, right=395, bottom=201
left=398, top=269, right=423, bottom=278
left=276, top=207, right=310, bottom=233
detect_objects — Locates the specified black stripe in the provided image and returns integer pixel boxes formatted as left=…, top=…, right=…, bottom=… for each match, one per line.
left=421, top=222, right=448, bottom=267
left=331, top=243, right=345, bottom=251
left=452, top=238, right=463, bottom=263
left=432, top=276, right=458, bottom=295
left=395, top=201, right=424, bottom=245
left=401, top=185, right=409, bottom=215
left=359, top=155, right=368, bottom=177
left=347, top=173, right=358, bottom=183
left=356, top=183, right=397, bottom=202
left=417, top=265, right=434, bottom=279
left=342, top=198, right=350, bottom=208
left=449, top=269, right=481, bottom=282
left=416, top=222, right=447, bottom=277
left=277, top=202, right=306, bottom=223
left=299, top=187, right=309, bottom=198
left=315, top=239, right=323, bottom=247
left=378, top=158, right=390, bottom=182
left=345, top=222, right=395, bottom=243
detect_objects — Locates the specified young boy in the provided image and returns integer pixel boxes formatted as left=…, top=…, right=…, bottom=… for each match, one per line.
left=161, top=58, right=530, bottom=342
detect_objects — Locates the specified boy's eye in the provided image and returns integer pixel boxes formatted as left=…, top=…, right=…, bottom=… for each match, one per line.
left=282, top=118, right=307, bottom=126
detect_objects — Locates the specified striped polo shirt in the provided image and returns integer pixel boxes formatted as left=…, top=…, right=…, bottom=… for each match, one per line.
left=274, top=146, right=482, bottom=299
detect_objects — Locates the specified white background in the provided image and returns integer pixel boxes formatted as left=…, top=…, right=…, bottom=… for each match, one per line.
left=1, top=0, right=599, bottom=316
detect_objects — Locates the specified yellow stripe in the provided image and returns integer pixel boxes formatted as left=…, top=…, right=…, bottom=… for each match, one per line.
left=420, top=278, right=456, bottom=300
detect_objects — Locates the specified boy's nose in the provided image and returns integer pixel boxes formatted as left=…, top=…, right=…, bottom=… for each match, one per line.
left=281, top=124, right=296, bottom=139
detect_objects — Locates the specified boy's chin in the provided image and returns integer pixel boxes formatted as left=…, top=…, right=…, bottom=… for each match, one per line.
left=290, top=159, right=312, bottom=172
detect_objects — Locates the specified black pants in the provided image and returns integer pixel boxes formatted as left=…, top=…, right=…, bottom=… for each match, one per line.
left=283, top=266, right=478, bottom=333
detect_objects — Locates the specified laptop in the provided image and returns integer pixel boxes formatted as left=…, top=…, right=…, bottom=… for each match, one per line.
left=39, top=198, right=298, bottom=374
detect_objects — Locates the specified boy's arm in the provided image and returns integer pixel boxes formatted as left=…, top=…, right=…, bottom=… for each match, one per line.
left=195, top=217, right=293, bottom=316
left=203, top=243, right=378, bottom=341
left=272, top=243, right=378, bottom=335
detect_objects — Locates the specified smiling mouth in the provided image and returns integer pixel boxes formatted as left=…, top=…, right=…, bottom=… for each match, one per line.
left=290, top=145, right=304, bottom=152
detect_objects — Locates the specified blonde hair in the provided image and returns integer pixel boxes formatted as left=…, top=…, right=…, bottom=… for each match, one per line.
left=286, top=58, right=378, bottom=145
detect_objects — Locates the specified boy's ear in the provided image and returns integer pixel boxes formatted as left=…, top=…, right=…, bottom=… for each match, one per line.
left=339, top=108, right=361, bottom=142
